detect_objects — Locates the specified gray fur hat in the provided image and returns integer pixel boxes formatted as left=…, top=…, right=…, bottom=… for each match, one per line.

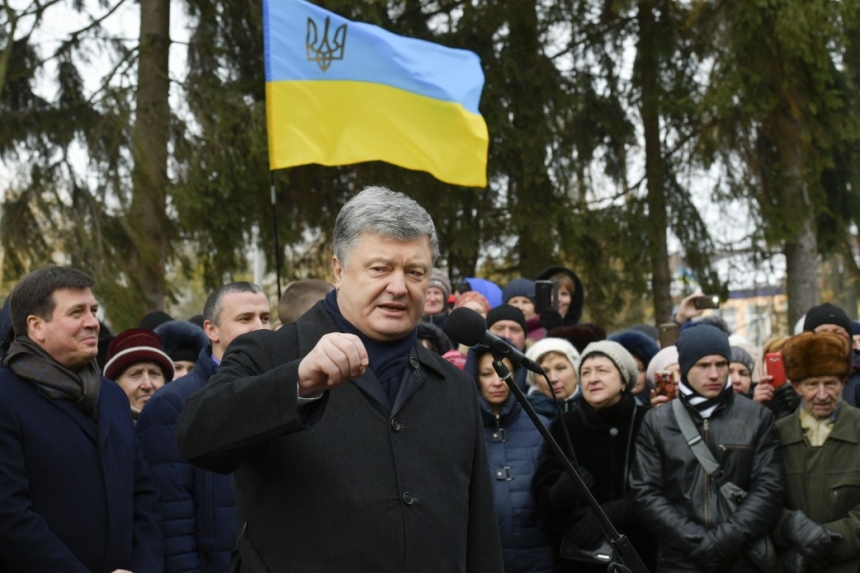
left=578, top=340, right=640, bottom=390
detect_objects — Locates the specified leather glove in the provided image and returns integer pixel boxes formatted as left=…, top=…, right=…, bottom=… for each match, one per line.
left=781, top=546, right=809, bottom=573
left=782, top=510, right=843, bottom=570
left=548, top=469, right=594, bottom=507
left=688, top=531, right=735, bottom=573
left=539, top=308, right=564, bottom=331
left=565, top=508, right=604, bottom=549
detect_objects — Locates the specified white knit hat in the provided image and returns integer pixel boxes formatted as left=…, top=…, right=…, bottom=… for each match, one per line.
left=645, top=345, right=679, bottom=384
left=524, top=337, right=580, bottom=388
left=578, top=340, right=639, bottom=390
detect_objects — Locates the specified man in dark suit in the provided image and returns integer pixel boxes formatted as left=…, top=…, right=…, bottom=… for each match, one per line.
left=177, top=186, right=504, bottom=572
left=0, top=266, right=162, bottom=572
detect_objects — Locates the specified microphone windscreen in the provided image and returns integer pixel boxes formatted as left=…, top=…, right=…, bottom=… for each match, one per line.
left=444, top=307, right=487, bottom=346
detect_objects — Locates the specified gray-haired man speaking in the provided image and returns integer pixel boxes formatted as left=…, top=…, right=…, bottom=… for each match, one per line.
left=177, top=187, right=504, bottom=572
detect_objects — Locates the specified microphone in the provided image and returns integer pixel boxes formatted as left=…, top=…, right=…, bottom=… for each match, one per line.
left=444, top=307, right=545, bottom=374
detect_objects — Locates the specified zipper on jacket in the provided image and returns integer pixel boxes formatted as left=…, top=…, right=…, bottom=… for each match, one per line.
left=703, top=418, right=709, bottom=527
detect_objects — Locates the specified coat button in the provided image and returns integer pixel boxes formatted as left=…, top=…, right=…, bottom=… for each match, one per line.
left=409, top=357, right=419, bottom=369
left=390, top=418, right=403, bottom=431
left=402, top=492, right=418, bottom=505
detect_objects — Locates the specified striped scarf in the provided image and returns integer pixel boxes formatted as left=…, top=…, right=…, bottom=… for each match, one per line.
left=678, top=376, right=732, bottom=419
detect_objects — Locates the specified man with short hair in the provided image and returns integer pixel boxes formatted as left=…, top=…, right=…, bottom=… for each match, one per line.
left=136, top=282, right=271, bottom=573
left=630, top=325, right=783, bottom=572
left=277, top=279, right=333, bottom=325
left=176, top=187, right=504, bottom=571
left=775, top=332, right=860, bottom=573
left=0, top=266, right=162, bottom=572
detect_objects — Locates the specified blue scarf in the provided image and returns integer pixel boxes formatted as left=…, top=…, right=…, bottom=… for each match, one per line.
left=323, top=290, right=418, bottom=405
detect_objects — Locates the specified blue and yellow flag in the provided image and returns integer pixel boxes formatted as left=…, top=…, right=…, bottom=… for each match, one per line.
left=263, top=0, right=489, bottom=187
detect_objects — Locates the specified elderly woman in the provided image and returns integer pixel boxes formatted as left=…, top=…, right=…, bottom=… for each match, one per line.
left=466, top=345, right=554, bottom=573
left=524, top=337, right=581, bottom=420
left=104, top=328, right=175, bottom=419
left=532, top=341, right=656, bottom=572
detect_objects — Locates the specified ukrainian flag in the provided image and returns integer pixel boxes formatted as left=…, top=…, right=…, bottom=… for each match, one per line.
left=263, top=0, right=489, bottom=187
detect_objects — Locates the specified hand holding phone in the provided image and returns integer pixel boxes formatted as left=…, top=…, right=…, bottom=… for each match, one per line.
left=693, top=295, right=720, bottom=310
left=659, top=323, right=679, bottom=348
left=534, top=280, right=558, bottom=314
left=654, top=371, right=677, bottom=400
left=765, top=352, right=787, bottom=388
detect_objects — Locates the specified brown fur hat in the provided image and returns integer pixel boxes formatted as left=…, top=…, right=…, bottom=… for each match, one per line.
left=781, top=332, right=852, bottom=382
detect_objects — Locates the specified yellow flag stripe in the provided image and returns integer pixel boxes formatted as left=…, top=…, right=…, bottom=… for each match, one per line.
left=266, top=80, right=489, bottom=187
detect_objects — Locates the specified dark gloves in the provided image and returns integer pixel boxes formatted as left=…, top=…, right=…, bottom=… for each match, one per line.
left=781, top=546, right=809, bottom=573
left=538, top=308, right=564, bottom=331
left=782, top=510, right=843, bottom=570
left=770, top=384, right=801, bottom=418
left=687, top=531, right=737, bottom=573
left=565, top=508, right=604, bottom=549
left=548, top=468, right=594, bottom=508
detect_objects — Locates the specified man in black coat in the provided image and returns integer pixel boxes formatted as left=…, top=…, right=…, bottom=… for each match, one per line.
left=630, top=325, right=783, bottom=573
left=176, top=186, right=504, bottom=573
left=0, top=266, right=162, bottom=572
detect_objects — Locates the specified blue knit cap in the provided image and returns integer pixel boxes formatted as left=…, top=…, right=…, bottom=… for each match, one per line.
left=502, top=278, right=535, bottom=304
left=676, top=324, right=731, bottom=378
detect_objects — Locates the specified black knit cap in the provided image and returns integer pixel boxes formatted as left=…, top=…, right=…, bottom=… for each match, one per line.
left=676, top=324, right=731, bottom=378
left=486, top=304, right=527, bottom=334
left=803, top=303, right=853, bottom=338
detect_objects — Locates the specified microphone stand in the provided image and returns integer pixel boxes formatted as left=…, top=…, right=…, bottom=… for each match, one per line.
left=490, top=354, right=649, bottom=573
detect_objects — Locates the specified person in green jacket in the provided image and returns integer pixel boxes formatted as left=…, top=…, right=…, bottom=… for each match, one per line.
left=777, top=331, right=860, bottom=573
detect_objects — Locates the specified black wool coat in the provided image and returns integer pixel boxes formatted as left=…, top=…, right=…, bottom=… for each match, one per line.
left=176, top=302, right=504, bottom=573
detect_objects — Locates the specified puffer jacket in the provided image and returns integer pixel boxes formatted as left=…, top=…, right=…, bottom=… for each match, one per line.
left=136, top=347, right=236, bottom=573
left=630, top=393, right=783, bottom=572
left=480, top=393, right=554, bottom=573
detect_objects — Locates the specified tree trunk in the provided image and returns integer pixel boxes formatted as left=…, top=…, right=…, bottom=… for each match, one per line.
left=784, top=218, right=818, bottom=326
left=505, top=0, right=556, bottom=277
left=637, top=0, right=674, bottom=324
left=129, top=0, right=170, bottom=312
left=777, top=129, right=819, bottom=326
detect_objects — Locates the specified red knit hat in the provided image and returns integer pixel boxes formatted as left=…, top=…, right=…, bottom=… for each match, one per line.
left=104, top=328, right=175, bottom=382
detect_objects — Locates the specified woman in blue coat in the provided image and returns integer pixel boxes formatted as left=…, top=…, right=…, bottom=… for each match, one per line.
left=468, top=345, right=554, bottom=573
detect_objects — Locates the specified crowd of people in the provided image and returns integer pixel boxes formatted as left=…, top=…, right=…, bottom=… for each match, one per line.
left=0, top=186, right=859, bottom=573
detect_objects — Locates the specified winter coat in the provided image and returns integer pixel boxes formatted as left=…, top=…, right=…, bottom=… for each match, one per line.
left=527, top=389, right=579, bottom=422
left=533, top=392, right=655, bottom=573
left=535, top=266, right=585, bottom=326
left=175, top=302, right=504, bottom=573
left=136, top=347, right=236, bottom=573
left=630, top=393, right=783, bottom=572
left=0, top=369, right=163, bottom=572
left=480, top=394, right=554, bottom=573
left=776, top=403, right=860, bottom=573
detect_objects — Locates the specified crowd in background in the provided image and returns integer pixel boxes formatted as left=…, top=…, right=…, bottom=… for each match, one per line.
left=2, top=257, right=860, bottom=573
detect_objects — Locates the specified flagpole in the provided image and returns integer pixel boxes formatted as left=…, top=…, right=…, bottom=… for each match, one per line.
left=270, top=171, right=282, bottom=300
